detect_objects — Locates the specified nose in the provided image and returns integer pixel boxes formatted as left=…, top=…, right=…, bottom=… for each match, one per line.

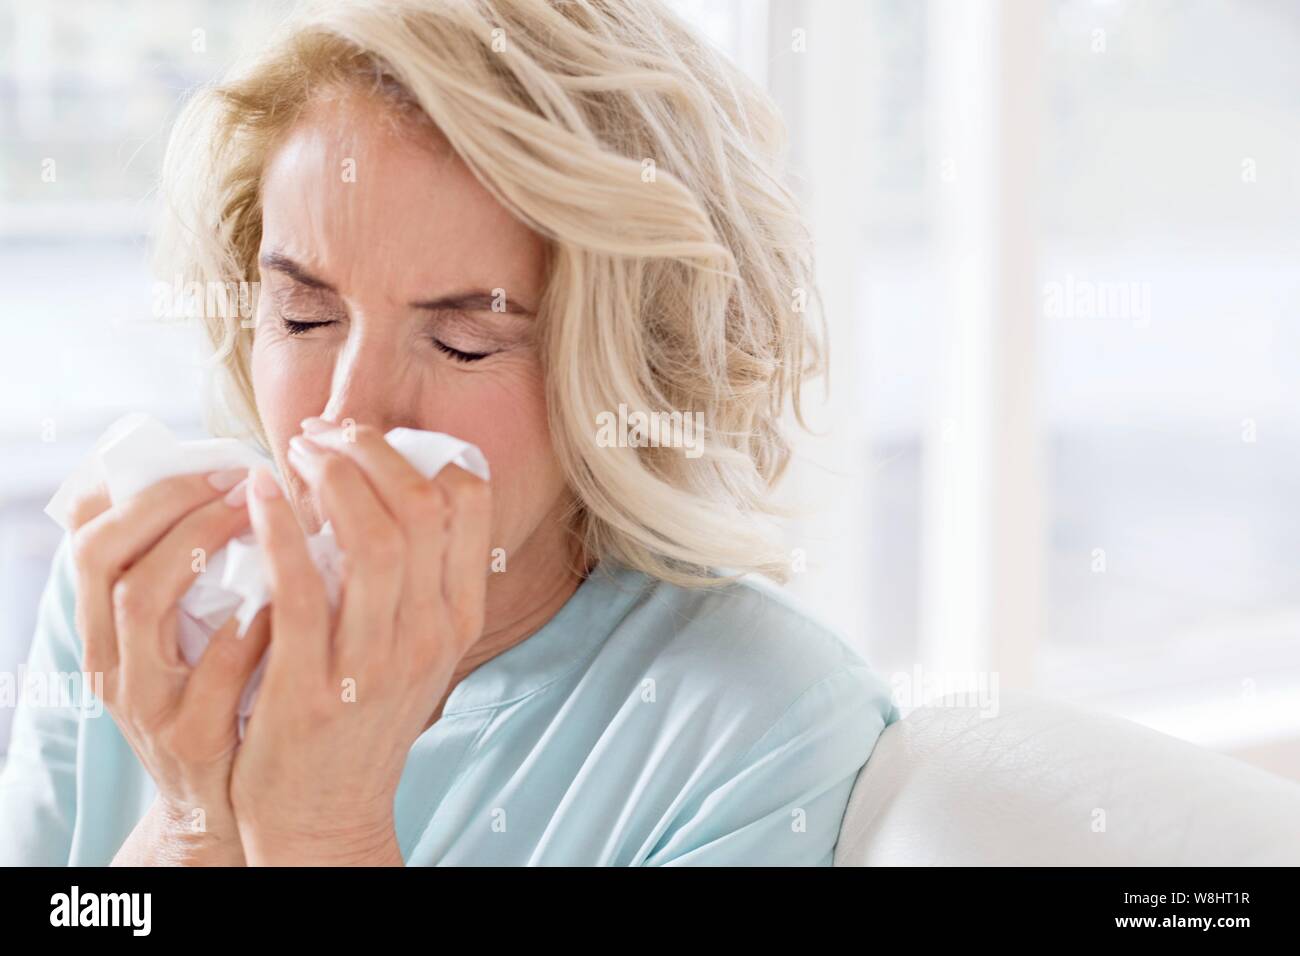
left=318, top=327, right=411, bottom=434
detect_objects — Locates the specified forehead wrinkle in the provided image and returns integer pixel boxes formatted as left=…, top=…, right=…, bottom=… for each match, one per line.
left=262, top=115, right=395, bottom=300
left=260, top=90, right=542, bottom=313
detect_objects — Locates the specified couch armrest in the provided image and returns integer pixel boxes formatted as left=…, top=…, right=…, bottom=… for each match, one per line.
left=835, top=691, right=1300, bottom=865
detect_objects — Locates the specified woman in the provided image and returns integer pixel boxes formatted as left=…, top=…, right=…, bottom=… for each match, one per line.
left=0, top=0, right=896, bottom=866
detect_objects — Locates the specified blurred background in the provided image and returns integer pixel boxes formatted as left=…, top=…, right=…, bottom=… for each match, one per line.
left=1, top=0, right=1297, bottom=778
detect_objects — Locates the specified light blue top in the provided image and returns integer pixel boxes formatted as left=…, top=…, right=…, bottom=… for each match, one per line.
left=1, top=535, right=898, bottom=866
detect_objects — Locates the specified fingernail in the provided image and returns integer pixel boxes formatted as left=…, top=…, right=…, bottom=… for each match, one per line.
left=208, top=467, right=247, bottom=492
left=301, top=417, right=334, bottom=434
left=251, top=467, right=281, bottom=499
left=224, top=478, right=248, bottom=507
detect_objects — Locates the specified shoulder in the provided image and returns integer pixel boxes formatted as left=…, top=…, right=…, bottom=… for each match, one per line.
left=593, top=562, right=898, bottom=761
left=582, top=564, right=897, bottom=864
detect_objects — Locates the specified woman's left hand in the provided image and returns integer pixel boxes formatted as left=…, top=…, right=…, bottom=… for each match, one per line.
left=229, top=419, right=492, bottom=866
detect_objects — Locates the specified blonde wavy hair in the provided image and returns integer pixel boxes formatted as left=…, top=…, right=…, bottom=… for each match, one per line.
left=155, top=0, right=825, bottom=588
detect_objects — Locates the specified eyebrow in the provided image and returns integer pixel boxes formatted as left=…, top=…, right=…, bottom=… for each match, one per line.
left=259, top=252, right=334, bottom=291
left=259, top=251, right=535, bottom=316
left=410, top=292, right=534, bottom=316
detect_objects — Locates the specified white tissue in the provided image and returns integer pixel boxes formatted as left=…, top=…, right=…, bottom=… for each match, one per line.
left=45, top=413, right=490, bottom=739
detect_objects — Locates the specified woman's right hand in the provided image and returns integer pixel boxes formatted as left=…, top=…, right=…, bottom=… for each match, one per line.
left=66, top=468, right=270, bottom=866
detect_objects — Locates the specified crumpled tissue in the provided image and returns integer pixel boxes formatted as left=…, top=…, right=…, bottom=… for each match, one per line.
left=44, top=413, right=490, bottom=738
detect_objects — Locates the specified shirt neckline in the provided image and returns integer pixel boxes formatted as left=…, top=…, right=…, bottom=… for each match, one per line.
left=437, top=559, right=654, bottom=717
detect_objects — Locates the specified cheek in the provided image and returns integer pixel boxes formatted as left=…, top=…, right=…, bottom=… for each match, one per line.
left=250, top=335, right=335, bottom=527
left=251, top=338, right=327, bottom=444
left=432, top=364, right=563, bottom=546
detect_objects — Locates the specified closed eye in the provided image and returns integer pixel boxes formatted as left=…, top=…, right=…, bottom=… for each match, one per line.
left=282, top=318, right=336, bottom=336
left=432, top=338, right=493, bottom=363
left=278, top=315, right=493, bottom=362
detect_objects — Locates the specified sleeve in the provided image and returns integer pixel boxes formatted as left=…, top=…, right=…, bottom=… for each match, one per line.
left=0, top=533, right=84, bottom=866
left=644, top=663, right=899, bottom=866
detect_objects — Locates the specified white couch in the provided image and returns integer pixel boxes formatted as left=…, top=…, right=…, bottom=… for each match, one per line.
left=834, top=691, right=1300, bottom=865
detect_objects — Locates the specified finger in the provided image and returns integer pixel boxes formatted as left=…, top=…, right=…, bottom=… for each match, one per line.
left=67, top=483, right=111, bottom=531
left=436, top=464, right=492, bottom=654
left=112, top=488, right=253, bottom=716
left=298, top=419, right=450, bottom=640
left=176, top=609, right=270, bottom=751
left=286, top=438, right=403, bottom=664
left=67, top=483, right=113, bottom=677
left=72, top=469, right=247, bottom=682
left=74, top=470, right=248, bottom=576
left=298, top=420, right=432, bottom=521
left=245, top=466, right=331, bottom=680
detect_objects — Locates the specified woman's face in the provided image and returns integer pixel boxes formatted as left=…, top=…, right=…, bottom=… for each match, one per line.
left=251, top=89, right=562, bottom=565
